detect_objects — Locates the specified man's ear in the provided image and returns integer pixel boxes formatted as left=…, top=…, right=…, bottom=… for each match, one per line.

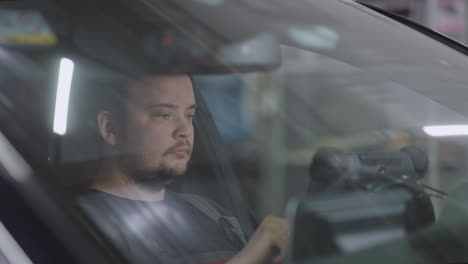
left=97, top=111, right=119, bottom=145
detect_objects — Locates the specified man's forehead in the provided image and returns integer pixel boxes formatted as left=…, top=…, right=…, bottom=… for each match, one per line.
left=140, top=75, right=192, bottom=87
left=127, top=74, right=195, bottom=104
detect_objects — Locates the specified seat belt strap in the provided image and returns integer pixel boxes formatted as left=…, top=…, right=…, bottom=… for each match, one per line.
left=177, top=193, right=247, bottom=245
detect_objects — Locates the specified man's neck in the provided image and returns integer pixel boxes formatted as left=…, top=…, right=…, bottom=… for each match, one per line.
left=90, top=159, right=166, bottom=201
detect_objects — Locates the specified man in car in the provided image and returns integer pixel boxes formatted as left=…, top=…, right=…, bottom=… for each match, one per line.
left=78, top=74, right=287, bottom=264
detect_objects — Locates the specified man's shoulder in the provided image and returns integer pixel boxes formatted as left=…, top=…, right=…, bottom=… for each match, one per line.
left=77, top=189, right=128, bottom=210
left=76, top=190, right=227, bottom=216
left=169, top=192, right=230, bottom=216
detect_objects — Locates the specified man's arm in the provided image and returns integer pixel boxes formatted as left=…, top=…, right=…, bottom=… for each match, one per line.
left=227, top=216, right=288, bottom=264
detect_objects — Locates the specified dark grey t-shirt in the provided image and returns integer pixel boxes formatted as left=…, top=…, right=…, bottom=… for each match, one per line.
left=78, top=190, right=242, bottom=264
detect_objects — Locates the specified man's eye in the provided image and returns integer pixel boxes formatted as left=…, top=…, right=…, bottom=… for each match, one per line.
left=152, top=113, right=171, bottom=119
left=186, top=113, right=196, bottom=119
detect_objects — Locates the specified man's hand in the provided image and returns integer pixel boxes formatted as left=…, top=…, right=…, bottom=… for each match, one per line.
left=227, top=215, right=288, bottom=264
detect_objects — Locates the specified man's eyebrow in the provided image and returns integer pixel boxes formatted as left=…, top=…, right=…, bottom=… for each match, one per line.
left=144, top=103, right=197, bottom=110
left=187, top=104, right=197, bottom=110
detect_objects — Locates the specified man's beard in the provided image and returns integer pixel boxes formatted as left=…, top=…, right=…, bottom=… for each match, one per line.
left=118, top=140, right=192, bottom=191
left=123, top=160, right=187, bottom=191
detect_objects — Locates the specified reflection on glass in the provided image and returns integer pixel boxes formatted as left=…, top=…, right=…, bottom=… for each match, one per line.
left=424, top=125, right=468, bottom=137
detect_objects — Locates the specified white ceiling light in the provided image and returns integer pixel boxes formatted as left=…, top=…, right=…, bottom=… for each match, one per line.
left=53, top=58, right=74, bottom=136
left=423, top=125, right=468, bottom=137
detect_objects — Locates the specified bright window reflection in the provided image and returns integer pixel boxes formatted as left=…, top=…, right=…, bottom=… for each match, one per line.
left=423, top=125, right=468, bottom=137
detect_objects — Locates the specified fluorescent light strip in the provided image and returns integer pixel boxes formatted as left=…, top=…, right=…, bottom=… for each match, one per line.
left=53, top=58, right=74, bottom=136
left=423, top=125, right=468, bottom=137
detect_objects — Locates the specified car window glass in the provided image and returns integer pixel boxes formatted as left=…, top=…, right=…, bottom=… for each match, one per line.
left=1, top=1, right=468, bottom=263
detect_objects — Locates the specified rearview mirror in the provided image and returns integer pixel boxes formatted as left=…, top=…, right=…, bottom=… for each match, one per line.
left=33, top=0, right=281, bottom=74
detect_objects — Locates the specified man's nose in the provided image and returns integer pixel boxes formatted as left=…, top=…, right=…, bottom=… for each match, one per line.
left=173, top=115, right=192, bottom=139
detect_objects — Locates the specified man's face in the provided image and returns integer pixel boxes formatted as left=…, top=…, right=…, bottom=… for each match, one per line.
left=115, top=75, right=196, bottom=189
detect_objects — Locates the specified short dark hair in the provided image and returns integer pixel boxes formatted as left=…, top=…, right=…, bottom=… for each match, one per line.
left=88, top=79, right=130, bottom=121
left=70, top=78, right=132, bottom=155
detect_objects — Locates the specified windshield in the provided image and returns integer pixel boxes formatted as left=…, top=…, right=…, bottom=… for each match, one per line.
left=1, top=0, right=468, bottom=263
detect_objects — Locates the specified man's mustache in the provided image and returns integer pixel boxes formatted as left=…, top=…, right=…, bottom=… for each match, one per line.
left=164, top=140, right=192, bottom=155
